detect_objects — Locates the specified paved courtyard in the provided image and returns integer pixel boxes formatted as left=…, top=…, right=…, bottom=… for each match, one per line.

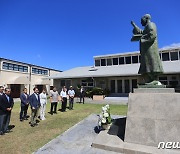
left=35, top=114, right=122, bottom=154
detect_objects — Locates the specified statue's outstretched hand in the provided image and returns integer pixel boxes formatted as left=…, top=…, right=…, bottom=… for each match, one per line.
left=131, top=21, right=135, bottom=26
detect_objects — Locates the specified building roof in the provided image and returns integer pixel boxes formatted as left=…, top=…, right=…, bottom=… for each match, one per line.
left=49, top=61, right=180, bottom=79
left=0, top=57, right=62, bottom=72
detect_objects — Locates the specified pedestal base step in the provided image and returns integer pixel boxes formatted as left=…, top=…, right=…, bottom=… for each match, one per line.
left=92, top=128, right=179, bottom=154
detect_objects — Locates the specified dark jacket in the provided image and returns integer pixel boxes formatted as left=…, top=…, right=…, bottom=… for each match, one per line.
left=29, top=93, right=40, bottom=109
left=0, top=94, right=14, bottom=115
left=20, top=93, right=29, bottom=106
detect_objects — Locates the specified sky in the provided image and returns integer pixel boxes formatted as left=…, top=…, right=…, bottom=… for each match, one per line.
left=0, top=0, right=180, bottom=71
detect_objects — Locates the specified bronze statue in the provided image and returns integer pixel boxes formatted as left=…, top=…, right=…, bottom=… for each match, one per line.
left=131, top=14, right=163, bottom=84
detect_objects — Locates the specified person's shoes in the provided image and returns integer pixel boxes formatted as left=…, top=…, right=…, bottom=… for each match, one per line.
left=36, top=120, right=40, bottom=123
left=54, top=112, right=57, bottom=114
left=20, top=119, right=23, bottom=122
left=0, top=131, right=4, bottom=135
left=34, top=123, right=38, bottom=126
left=24, top=118, right=28, bottom=120
left=48, top=112, right=53, bottom=115
left=5, top=129, right=11, bottom=133
left=30, top=124, right=35, bottom=127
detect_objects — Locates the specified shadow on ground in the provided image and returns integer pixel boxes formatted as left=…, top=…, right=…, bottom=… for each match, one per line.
left=108, top=117, right=126, bottom=141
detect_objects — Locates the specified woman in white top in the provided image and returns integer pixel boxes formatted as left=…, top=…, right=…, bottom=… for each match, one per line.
left=40, top=89, right=47, bottom=120
left=60, top=86, right=67, bottom=112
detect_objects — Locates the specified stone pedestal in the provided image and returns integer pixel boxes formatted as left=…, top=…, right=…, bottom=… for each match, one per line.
left=125, top=88, right=180, bottom=147
left=92, top=88, right=180, bottom=153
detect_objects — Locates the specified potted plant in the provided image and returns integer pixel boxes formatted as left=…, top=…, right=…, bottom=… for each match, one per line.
left=92, top=87, right=104, bottom=100
left=98, top=104, right=112, bottom=130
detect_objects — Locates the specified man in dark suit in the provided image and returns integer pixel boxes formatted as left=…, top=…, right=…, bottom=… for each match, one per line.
left=0, top=88, right=14, bottom=135
left=20, top=88, right=29, bottom=121
left=29, top=87, right=40, bottom=127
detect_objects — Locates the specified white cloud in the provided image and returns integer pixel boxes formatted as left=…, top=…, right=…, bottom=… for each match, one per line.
left=160, top=43, right=180, bottom=50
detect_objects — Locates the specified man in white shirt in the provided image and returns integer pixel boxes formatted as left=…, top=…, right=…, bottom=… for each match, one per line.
left=68, top=86, right=75, bottom=110
left=60, top=86, right=67, bottom=112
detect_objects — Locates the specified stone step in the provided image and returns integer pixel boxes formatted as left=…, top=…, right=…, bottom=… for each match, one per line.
left=92, top=129, right=180, bottom=154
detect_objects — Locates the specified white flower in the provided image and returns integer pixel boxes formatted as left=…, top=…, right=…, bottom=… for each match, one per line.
left=102, top=107, right=105, bottom=111
left=105, top=104, right=110, bottom=109
left=102, top=118, right=106, bottom=123
left=104, top=112, right=109, bottom=118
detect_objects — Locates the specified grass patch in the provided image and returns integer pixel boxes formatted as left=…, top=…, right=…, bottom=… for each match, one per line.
left=0, top=101, right=127, bottom=154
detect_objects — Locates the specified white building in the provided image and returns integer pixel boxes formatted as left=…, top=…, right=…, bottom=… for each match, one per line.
left=0, top=57, right=61, bottom=98
left=50, top=47, right=180, bottom=96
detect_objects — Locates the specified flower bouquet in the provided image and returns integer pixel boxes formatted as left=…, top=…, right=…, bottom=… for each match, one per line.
left=98, top=104, right=112, bottom=130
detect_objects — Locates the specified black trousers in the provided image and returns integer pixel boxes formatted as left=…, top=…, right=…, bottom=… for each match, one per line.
left=50, top=102, right=57, bottom=113
left=0, top=113, right=11, bottom=133
left=20, top=105, right=29, bottom=120
left=69, top=97, right=74, bottom=109
left=61, top=97, right=67, bottom=111
left=80, top=94, right=85, bottom=104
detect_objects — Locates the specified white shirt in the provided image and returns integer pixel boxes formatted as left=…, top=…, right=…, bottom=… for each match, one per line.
left=60, top=90, right=67, bottom=98
left=40, top=93, right=47, bottom=105
left=0, top=92, right=3, bottom=95
left=34, top=93, right=39, bottom=101
left=80, top=88, right=84, bottom=93
left=68, top=90, right=75, bottom=97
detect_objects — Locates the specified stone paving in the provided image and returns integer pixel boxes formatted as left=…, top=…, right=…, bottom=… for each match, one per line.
left=35, top=114, right=122, bottom=154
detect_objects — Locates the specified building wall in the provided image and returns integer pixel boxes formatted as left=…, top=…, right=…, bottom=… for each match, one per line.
left=53, top=74, right=180, bottom=96
left=0, top=58, right=61, bottom=97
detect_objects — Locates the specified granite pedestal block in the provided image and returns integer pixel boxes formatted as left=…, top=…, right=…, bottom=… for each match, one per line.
left=125, top=89, right=180, bottom=148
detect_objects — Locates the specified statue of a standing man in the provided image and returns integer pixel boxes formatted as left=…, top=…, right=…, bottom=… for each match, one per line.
left=131, top=14, right=163, bottom=84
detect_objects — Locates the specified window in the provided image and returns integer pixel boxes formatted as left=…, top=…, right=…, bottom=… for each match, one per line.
left=23, top=66, right=28, bottom=72
left=9, top=64, right=13, bottom=70
left=95, top=59, right=100, bottom=67
left=159, top=76, right=167, bottom=80
left=81, top=78, right=94, bottom=87
left=113, top=58, right=118, bottom=65
left=32, top=67, right=48, bottom=75
left=162, top=52, right=170, bottom=61
left=169, top=81, right=178, bottom=88
left=61, top=80, right=65, bottom=87
left=170, top=52, right=178, bottom=61
left=119, top=57, right=124, bottom=65
left=13, top=65, right=18, bottom=71
left=2, top=62, right=8, bottom=69
left=18, top=66, right=23, bottom=72
left=125, top=56, right=131, bottom=64
left=107, top=59, right=112, bottom=66
left=101, top=59, right=106, bottom=66
left=132, top=56, right=138, bottom=63
left=159, top=76, right=168, bottom=85
left=2, top=62, right=28, bottom=73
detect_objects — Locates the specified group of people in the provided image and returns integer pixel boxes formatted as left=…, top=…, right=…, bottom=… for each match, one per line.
left=20, top=86, right=77, bottom=127
left=0, top=85, right=85, bottom=134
